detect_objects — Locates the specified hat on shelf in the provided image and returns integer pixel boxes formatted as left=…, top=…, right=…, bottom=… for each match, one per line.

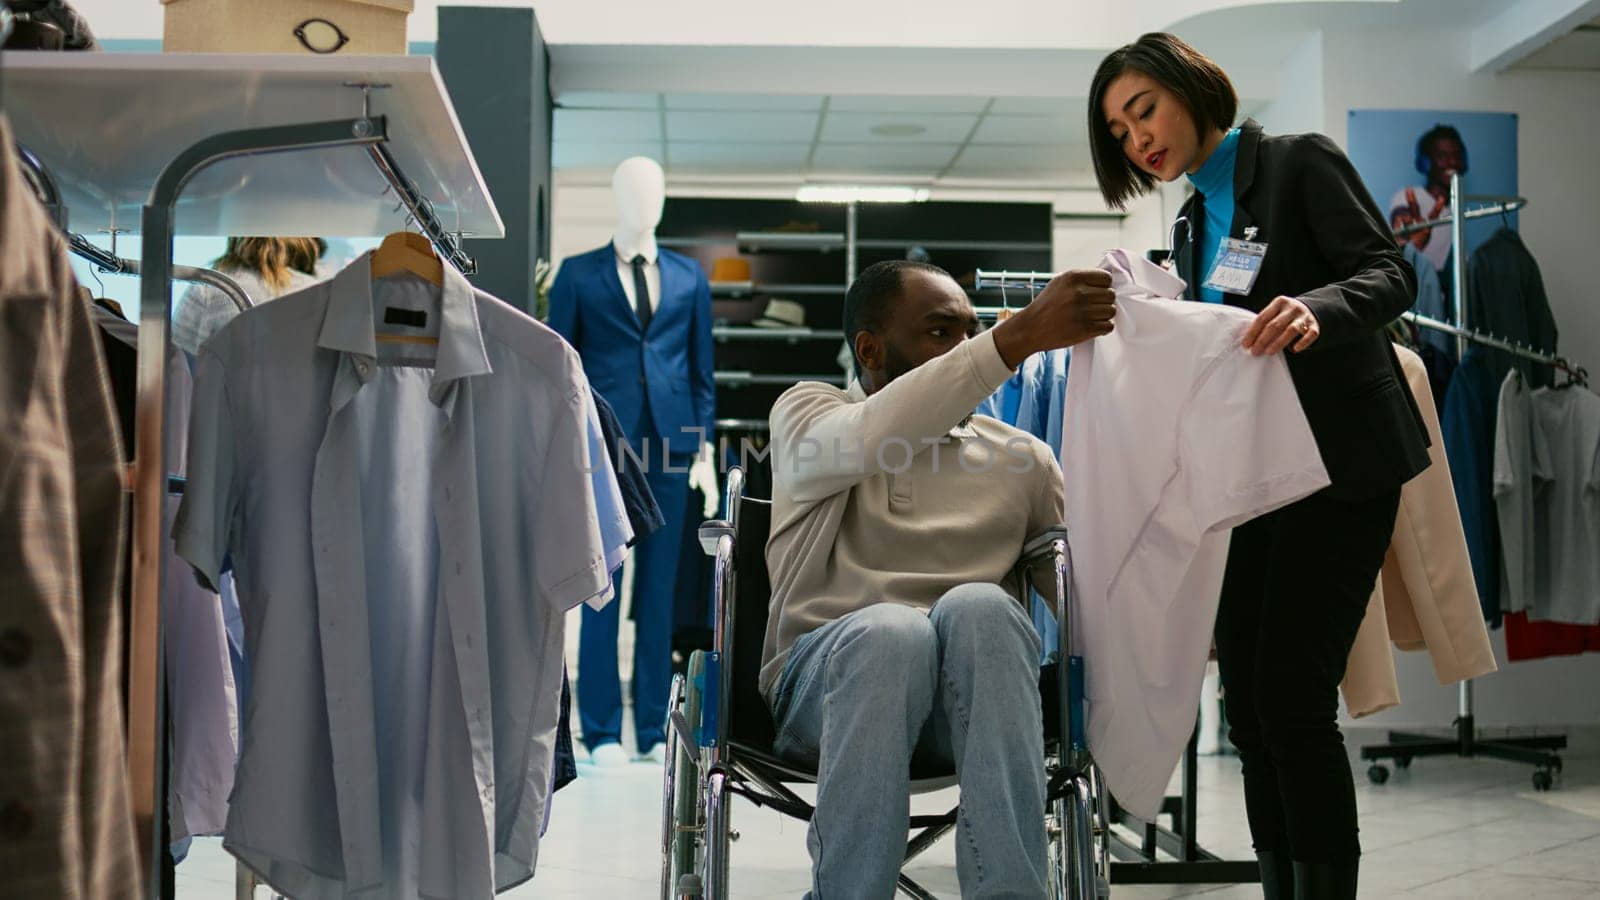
left=753, top=298, right=807, bottom=329
left=709, top=257, right=752, bottom=284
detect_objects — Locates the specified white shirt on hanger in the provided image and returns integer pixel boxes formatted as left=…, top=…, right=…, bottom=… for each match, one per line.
left=176, top=255, right=630, bottom=899
left=1063, top=249, right=1330, bottom=821
left=614, top=234, right=662, bottom=315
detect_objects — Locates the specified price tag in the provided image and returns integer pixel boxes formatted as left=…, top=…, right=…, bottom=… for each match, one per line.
left=1202, top=238, right=1268, bottom=296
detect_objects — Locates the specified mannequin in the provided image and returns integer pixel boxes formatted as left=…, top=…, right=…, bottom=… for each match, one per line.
left=612, top=156, right=666, bottom=260
left=548, top=158, right=717, bottom=768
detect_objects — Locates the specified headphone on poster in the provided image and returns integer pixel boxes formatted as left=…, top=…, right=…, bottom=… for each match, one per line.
left=1414, top=124, right=1469, bottom=178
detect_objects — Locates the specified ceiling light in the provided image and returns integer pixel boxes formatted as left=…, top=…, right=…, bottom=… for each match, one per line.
left=870, top=123, right=927, bottom=137
left=796, top=185, right=932, bottom=203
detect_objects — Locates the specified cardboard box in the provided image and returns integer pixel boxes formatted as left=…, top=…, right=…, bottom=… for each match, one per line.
left=161, top=0, right=413, bottom=55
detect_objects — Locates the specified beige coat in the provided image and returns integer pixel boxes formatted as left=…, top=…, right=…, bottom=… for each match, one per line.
left=1341, top=345, right=1498, bottom=717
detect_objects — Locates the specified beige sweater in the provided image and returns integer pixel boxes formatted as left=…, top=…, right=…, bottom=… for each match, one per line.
left=760, top=330, right=1065, bottom=700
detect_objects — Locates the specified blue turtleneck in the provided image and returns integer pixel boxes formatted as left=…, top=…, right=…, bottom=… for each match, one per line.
left=1186, top=126, right=1241, bottom=304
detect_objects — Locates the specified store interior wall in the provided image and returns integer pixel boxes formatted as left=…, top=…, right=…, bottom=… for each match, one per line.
left=1252, top=30, right=1326, bottom=137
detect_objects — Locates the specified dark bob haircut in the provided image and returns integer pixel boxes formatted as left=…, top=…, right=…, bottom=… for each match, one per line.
left=1088, top=32, right=1239, bottom=210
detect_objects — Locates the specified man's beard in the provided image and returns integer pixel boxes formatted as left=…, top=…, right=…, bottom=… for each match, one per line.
left=882, top=342, right=916, bottom=385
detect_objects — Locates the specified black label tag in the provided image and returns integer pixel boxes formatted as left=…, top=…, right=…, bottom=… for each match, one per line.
left=383, top=307, right=428, bottom=328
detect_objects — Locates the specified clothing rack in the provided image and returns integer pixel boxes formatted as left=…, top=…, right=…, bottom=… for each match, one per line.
left=1400, top=311, right=1587, bottom=386
left=66, top=232, right=256, bottom=314
left=1365, top=174, right=1568, bottom=791
left=1391, top=194, right=1527, bottom=238
left=6, top=51, right=504, bottom=897
left=139, top=118, right=475, bottom=900
left=15, top=142, right=259, bottom=315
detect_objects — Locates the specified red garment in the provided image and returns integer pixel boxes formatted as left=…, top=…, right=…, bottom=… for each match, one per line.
left=1503, top=612, right=1600, bottom=661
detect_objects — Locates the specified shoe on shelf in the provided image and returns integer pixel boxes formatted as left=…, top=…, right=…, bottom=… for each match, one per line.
left=635, top=743, right=668, bottom=765
left=587, top=742, right=630, bottom=769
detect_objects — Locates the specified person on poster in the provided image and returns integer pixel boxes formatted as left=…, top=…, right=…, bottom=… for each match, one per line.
left=1388, top=123, right=1469, bottom=272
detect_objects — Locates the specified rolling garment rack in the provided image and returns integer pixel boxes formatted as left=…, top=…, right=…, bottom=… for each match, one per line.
left=15, top=139, right=258, bottom=315
left=1, top=52, right=501, bottom=899
left=969, top=267, right=1260, bottom=889
left=1364, top=173, right=1570, bottom=791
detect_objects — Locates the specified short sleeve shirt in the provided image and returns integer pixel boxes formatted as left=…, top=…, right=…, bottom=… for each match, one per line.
left=1528, top=387, right=1600, bottom=624
left=175, top=254, right=630, bottom=898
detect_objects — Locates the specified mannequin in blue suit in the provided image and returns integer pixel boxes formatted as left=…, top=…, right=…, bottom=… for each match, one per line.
left=548, top=157, right=715, bottom=764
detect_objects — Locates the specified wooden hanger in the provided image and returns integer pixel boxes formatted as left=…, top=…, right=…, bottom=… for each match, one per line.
left=371, top=232, right=442, bottom=346
left=370, top=231, right=443, bottom=287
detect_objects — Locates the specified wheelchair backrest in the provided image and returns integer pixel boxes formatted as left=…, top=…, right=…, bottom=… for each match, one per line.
left=727, top=489, right=779, bottom=749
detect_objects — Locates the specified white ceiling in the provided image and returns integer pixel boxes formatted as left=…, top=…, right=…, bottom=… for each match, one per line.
left=1513, top=14, right=1600, bottom=70
left=552, top=92, right=1103, bottom=186
left=544, top=0, right=1592, bottom=187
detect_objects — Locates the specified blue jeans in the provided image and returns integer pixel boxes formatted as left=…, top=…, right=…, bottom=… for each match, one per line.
left=771, top=584, right=1048, bottom=899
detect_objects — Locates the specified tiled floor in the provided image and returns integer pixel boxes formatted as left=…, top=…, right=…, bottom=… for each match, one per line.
left=176, top=725, right=1600, bottom=898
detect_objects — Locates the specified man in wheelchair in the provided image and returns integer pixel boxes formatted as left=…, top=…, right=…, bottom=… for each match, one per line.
left=760, top=260, right=1117, bottom=897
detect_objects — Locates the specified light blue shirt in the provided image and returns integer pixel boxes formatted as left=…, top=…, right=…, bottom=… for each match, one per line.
left=974, top=347, right=1071, bottom=659
left=175, top=254, right=631, bottom=898
left=1187, top=126, right=1241, bottom=304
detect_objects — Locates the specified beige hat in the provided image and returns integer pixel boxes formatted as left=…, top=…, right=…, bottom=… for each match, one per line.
left=752, top=298, right=806, bottom=329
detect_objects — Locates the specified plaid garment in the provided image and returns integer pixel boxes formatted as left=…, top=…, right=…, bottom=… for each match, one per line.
left=0, top=114, right=138, bottom=899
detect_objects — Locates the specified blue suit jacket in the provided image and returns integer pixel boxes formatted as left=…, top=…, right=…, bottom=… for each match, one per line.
left=548, top=243, right=714, bottom=456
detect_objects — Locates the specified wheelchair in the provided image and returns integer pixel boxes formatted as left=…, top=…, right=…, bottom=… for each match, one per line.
left=659, top=466, right=1112, bottom=899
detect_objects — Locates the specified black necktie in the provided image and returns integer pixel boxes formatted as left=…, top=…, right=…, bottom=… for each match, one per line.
left=631, top=255, right=653, bottom=331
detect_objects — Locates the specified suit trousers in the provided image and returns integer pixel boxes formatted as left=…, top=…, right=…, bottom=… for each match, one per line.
left=1214, top=486, right=1401, bottom=865
left=578, top=444, right=692, bottom=753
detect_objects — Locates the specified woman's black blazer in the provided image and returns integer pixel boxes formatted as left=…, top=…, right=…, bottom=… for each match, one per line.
left=1173, top=118, right=1431, bottom=500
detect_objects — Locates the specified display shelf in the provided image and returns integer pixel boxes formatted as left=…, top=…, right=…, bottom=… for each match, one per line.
left=716, top=371, right=846, bottom=387
left=659, top=236, right=735, bottom=249
left=735, top=230, right=846, bottom=253
left=713, top=326, right=845, bottom=342
left=711, top=281, right=845, bottom=298
left=762, top=282, right=847, bottom=296
left=710, top=280, right=756, bottom=297
left=0, top=52, right=503, bottom=238
left=856, top=238, right=1052, bottom=252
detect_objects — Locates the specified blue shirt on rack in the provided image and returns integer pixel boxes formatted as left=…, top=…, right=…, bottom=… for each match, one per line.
left=1187, top=127, right=1241, bottom=305
left=975, top=348, right=1070, bottom=660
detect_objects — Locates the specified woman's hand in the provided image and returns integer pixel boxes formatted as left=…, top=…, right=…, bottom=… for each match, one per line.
left=1242, top=296, right=1320, bottom=356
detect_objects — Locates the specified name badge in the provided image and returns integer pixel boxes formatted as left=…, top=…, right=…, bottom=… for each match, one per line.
left=1202, top=237, right=1268, bottom=296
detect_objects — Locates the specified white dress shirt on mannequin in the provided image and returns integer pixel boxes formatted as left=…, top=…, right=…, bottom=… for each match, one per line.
left=613, top=236, right=661, bottom=315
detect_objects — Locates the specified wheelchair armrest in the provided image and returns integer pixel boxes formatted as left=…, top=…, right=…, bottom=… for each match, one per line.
left=698, top=520, right=734, bottom=557
left=1021, top=525, right=1069, bottom=564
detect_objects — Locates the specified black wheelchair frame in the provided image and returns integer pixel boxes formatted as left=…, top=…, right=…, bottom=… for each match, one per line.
left=659, top=466, right=1112, bottom=899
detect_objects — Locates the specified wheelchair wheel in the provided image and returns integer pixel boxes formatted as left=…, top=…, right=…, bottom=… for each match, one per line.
left=662, top=653, right=708, bottom=899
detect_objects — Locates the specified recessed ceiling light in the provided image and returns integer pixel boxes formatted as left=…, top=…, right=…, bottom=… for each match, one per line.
left=796, top=185, right=932, bottom=203
left=870, top=123, right=928, bottom=138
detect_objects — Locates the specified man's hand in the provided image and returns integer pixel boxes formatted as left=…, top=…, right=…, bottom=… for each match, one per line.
left=1397, top=187, right=1433, bottom=251
left=992, top=269, right=1117, bottom=368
